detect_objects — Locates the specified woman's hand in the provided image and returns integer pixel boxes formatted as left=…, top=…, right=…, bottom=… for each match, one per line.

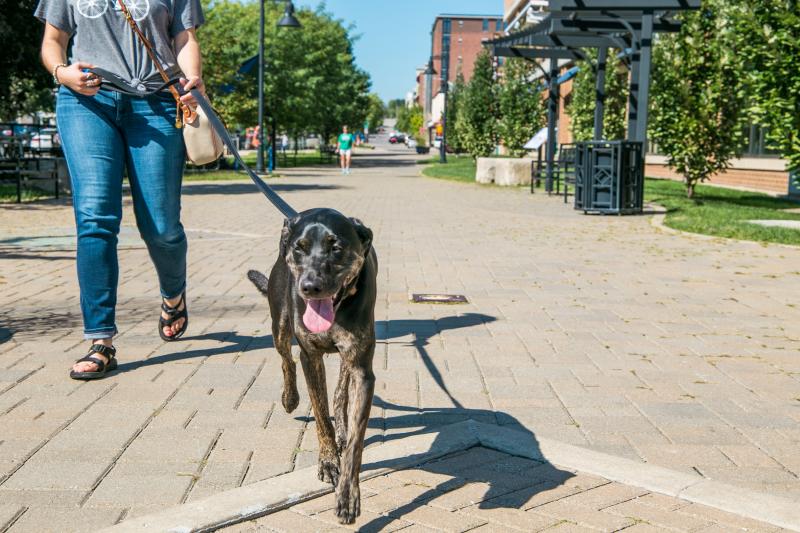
left=179, top=76, right=205, bottom=109
left=58, top=62, right=101, bottom=96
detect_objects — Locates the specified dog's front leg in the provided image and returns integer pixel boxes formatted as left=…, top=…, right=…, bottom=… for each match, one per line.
left=335, top=344, right=375, bottom=524
left=299, top=348, right=340, bottom=486
left=333, top=368, right=350, bottom=454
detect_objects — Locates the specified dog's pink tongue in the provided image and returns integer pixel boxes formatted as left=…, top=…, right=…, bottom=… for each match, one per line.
left=303, top=298, right=335, bottom=333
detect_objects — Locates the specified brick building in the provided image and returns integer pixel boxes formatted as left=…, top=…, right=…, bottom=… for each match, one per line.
left=420, top=14, right=503, bottom=127
left=501, top=0, right=792, bottom=195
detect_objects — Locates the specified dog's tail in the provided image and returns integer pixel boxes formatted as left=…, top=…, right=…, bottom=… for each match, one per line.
left=247, top=270, right=270, bottom=297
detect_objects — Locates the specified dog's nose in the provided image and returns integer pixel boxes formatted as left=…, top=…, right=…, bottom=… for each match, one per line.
left=301, top=279, right=322, bottom=296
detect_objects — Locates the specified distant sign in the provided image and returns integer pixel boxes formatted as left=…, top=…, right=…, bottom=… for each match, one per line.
left=524, top=127, right=549, bottom=150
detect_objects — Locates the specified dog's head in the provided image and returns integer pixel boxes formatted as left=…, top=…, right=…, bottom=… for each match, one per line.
left=282, top=208, right=372, bottom=333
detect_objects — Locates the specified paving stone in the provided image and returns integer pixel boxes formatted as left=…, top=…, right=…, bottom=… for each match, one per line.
left=4, top=144, right=800, bottom=525
left=9, top=506, right=123, bottom=533
left=459, top=503, right=559, bottom=531
left=388, top=503, right=486, bottom=532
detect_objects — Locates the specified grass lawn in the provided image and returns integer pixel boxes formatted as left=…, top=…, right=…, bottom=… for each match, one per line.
left=419, top=157, right=800, bottom=246
left=644, top=178, right=800, bottom=246
left=0, top=184, right=51, bottom=203
left=419, top=156, right=477, bottom=183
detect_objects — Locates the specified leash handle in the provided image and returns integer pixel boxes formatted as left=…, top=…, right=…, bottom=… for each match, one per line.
left=190, top=89, right=298, bottom=219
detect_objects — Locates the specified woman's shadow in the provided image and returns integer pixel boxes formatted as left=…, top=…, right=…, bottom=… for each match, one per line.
left=356, top=395, right=575, bottom=530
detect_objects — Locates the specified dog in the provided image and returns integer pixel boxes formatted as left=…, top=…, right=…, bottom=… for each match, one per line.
left=248, top=208, right=377, bottom=524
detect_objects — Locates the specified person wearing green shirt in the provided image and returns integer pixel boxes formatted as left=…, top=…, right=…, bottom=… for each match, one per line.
left=336, top=125, right=355, bottom=175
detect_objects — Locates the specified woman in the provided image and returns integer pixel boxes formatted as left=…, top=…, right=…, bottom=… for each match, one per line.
left=36, top=0, right=205, bottom=379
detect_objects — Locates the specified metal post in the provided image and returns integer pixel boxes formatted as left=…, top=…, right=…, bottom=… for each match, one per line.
left=593, top=47, right=607, bottom=140
left=635, top=13, right=654, bottom=145
left=626, top=30, right=641, bottom=141
left=545, top=60, right=559, bottom=194
left=271, top=116, right=278, bottom=171
left=256, top=0, right=265, bottom=174
left=440, top=84, right=448, bottom=164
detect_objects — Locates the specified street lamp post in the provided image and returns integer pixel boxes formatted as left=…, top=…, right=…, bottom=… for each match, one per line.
left=257, top=0, right=301, bottom=174
left=423, top=60, right=436, bottom=147
left=439, top=76, right=448, bottom=164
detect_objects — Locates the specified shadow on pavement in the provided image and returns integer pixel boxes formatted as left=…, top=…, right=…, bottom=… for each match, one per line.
left=0, top=250, right=75, bottom=261
left=0, top=326, right=12, bottom=344
left=181, top=182, right=344, bottom=196
left=361, top=396, right=574, bottom=529
left=376, top=313, right=497, bottom=409
left=114, top=331, right=272, bottom=373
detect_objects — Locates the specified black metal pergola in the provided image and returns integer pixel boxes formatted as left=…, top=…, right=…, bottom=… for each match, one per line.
left=486, top=0, right=700, bottom=193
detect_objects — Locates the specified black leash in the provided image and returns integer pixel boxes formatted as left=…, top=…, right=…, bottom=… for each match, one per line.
left=89, top=69, right=298, bottom=219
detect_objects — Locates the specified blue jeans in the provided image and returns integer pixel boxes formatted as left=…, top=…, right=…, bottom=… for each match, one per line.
left=56, top=86, right=187, bottom=340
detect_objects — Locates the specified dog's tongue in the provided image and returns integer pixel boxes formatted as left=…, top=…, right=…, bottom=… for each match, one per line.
left=303, top=298, right=335, bottom=333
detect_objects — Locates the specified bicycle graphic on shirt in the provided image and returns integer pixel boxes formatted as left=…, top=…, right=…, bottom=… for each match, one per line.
left=75, top=0, right=149, bottom=21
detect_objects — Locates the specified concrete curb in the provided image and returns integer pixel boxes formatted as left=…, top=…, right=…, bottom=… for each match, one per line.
left=98, top=420, right=800, bottom=532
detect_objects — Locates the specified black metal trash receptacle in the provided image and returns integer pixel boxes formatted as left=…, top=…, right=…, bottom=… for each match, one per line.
left=574, top=141, right=644, bottom=214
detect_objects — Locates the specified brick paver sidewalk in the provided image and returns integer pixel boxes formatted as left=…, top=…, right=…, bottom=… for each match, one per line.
left=1, top=142, right=798, bottom=531
left=227, top=447, right=785, bottom=532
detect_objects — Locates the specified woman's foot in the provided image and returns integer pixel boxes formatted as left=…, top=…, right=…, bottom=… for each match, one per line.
left=70, top=341, right=118, bottom=380
left=159, top=292, right=189, bottom=341
left=71, top=339, right=113, bottom=374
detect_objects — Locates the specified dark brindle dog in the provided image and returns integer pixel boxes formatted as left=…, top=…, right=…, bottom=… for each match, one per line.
left=247, top=208, right=376, bottom=524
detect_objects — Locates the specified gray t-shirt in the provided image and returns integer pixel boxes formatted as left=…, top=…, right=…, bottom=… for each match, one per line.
left=35, top=0, right=204, bottom=92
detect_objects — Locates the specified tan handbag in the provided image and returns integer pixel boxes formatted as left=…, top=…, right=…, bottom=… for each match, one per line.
left=117, top=0, right=224, bottom=165
left=182, top=100, right=225, bottom=165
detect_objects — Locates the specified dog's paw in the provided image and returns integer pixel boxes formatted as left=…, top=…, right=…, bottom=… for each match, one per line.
left=317, top=453, right=340, bottom=486
left=282, top=387, right=299, bottom=413
left=335, top=481, right=360, bottom=524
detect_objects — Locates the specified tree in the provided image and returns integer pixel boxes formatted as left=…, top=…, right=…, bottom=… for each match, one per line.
left=733, top=0, right=800, bottom=179
left=386, top=99, right=405, bottom=119
left=497, top=58, right=544, bottom=157
left=0, top=0, right=54, bottom=121
left=445, top=73, right=466, bottom=153
left=458, top=51, right=498, bottom=159
left=396, top=104, right=422, bottom=137
left=198, top=1, right=371, bottom=143
left=567, top=49, right=629, bottom=142
left=365, top=93, right=386, bottom=133
left=649, top=0, right=747, bottom=198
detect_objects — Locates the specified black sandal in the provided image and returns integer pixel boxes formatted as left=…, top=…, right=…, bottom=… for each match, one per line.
left=69, top=344, right=118, bottom=381
left=159, top=292, right=188, bottom=342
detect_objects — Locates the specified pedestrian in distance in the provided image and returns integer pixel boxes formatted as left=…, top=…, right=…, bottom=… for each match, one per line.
left=337, top=125, right=355, bottom=175
left=37, top=0, right=206, bottom=380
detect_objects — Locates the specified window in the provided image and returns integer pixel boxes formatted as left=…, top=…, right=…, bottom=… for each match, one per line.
left=496, top=19, right=503, bottom=31
left=482, top=18, right=489, bottom=31
left=458, top=20, right=464, bottom=27
left=458, top=37, right=463, bottom=43
left=442, top=19, right=451, bottom=33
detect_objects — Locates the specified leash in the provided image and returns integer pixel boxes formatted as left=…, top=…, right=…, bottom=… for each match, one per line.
left=88, top=68, right=299, bottom=219
left=110, top=0, right=297, bottom=218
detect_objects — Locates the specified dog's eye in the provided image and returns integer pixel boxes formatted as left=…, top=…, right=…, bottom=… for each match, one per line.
left=295, top=239, right=310, bottom=253
left=332, top=244, right=343, bottom=253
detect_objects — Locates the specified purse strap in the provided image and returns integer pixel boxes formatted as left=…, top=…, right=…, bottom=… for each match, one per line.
left=116, top=0, right=196, bottom=127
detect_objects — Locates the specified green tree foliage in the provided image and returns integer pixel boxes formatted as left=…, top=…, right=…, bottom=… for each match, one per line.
left=445, top=74, right=466, bottom=153
left=0, top=0, right=54, bottom=120
left=497, top=58, right=544, bottom=157
left=366, top=93, right=386, bottom=133
left=386, top=99, right=405, bottom=118
left=198, top=1, right=371, bottom=142
left=733, top=0, right=800, bottom=176
left=567, top=49, right=629, bottom=142
left=396, top=104, right=423, bottom=137
left=457, top=51, right=498, bottom=159
left=649, top=0, right=747, bottom=198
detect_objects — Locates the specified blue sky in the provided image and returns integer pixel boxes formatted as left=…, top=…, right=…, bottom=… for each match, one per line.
left=295, top=1, right=503, bottom=103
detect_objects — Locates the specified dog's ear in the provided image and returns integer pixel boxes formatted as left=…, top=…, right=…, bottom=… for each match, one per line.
left=349, top=217, right=373, bottom=253
left=280, top=216, right=297, bottom=256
